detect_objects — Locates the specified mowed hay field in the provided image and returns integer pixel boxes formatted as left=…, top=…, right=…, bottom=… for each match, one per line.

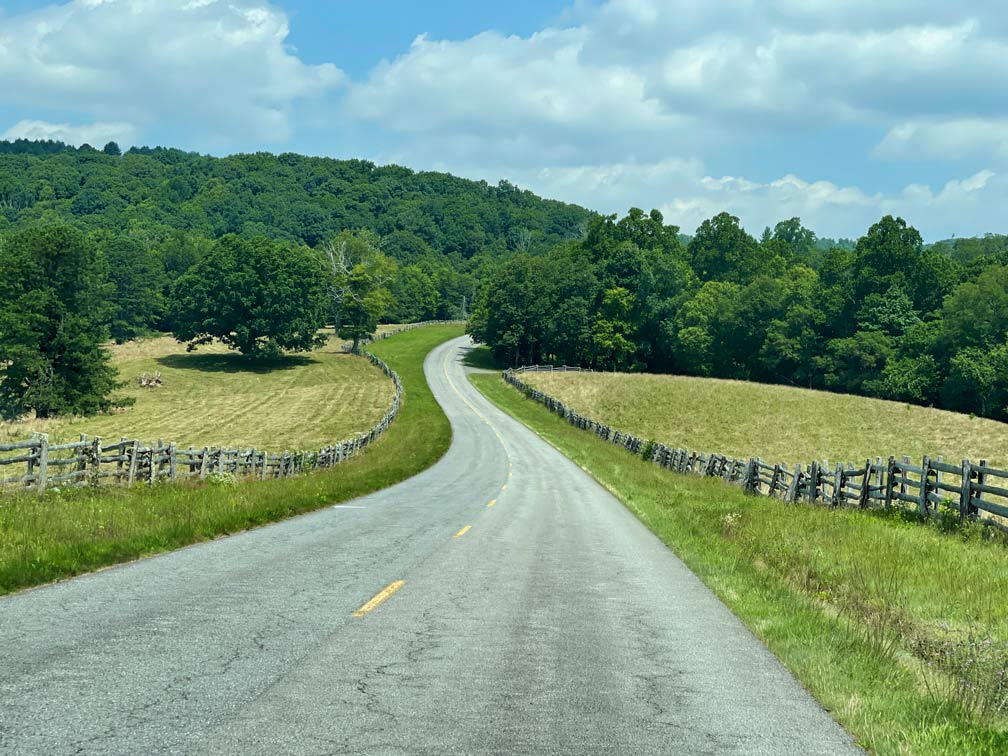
left=522, top=371, right=1008, bottom=470
left=0, top=333, right=396, bottom=451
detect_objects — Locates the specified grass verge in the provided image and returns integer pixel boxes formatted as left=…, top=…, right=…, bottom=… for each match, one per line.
left=0, top=325, right=463, bottom=596
left=471, top=372, right=1008, bottom=755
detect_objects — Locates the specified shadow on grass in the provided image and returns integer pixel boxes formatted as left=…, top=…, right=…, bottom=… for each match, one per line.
left=461, top=344, right=502, bottom=371
left=156, top=352, right=316, bottom=374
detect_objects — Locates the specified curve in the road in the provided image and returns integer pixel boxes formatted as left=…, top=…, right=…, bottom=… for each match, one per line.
left=0, top=336, right=860, bottom=755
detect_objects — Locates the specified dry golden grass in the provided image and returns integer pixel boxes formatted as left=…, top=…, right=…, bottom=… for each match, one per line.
left=0, top=333, right=394, bottom=450
left=522, top=371, right=1008, bottom=469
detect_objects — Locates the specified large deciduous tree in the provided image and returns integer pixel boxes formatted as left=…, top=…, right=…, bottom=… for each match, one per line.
left=170, top=235, right=326, bottom=358
left=0, top=226, right=121, bottom=419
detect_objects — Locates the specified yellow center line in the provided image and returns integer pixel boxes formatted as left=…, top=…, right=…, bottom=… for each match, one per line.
left=502, top=483, right=507, bottom=491
left=454, top=525, right=472, bottom=538
left=487, top=499, right=497, bottom=508
left=352, top=580, right=405, bottom=618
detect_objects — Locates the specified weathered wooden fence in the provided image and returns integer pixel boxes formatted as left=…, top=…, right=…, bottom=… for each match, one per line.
left=505, top=366, right=1008, bottom=531
left=0, top=320, right=464, bottom=495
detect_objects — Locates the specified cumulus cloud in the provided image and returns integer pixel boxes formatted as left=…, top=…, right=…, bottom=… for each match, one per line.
left=875, top=119, right=1008, bottom=162
left=514, top=160, right=882, bottom=239
left=490, top=159, right=1005, bottom=241
left=1, top=119, right=137, bottom=148
left=342, top=0, right=1008, bottom=238
left=0, top=0, right=343, bottom=147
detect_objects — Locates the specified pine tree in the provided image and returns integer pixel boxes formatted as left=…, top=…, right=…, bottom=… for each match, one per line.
left=0, top=227, right=122, bottom=419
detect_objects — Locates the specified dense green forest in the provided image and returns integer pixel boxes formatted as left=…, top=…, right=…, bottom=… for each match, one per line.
left=4, top=138, right=1008, bottom=423
left=0, top=138, right=591, bottom=326
left=469, top=209, right=1008, bottom=422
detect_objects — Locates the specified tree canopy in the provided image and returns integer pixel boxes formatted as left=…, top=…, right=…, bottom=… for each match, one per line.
left=171, top=235, right=327, bottom=358
left=0, top=226, right=122, bottom=419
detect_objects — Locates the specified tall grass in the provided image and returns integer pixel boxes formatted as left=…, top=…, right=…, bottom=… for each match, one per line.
left=0, top=325, right=462, bottom=595
left=472, top=373, right=1008, bottom=755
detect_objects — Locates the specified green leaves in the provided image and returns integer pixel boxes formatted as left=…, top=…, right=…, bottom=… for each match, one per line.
left=170, top=235, right=326, bottom=358
left=0, top=226, right=121, bottom=419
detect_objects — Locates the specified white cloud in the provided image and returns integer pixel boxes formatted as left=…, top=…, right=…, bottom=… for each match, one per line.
left=341, top=0, right=1008, bottom=239
left=0, top=0, right=343, bottom=147
left=509, top=159, right=880, bottom=238
left=2, top=119, right=137, bottom=148
left=875, top=119, right=1008, bottom=162
left=493, top=158, right=1003, bottom=241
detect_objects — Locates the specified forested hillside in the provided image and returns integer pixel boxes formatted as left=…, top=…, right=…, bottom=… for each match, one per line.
left=0, top=138, right=592, bottom=323
left=470, top=209, right=1008, bottom=422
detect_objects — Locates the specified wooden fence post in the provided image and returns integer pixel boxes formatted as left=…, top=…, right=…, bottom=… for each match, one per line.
left=168, top=443, right=177, bottom=482
left=831, top=462, right=844, bottom=508
left=918, top=455, right=932, bottom=519
left=149, top=441, right=159, bottom=484
left=89, top=437, right=102, bottom=487
left=808, top=461, right=820, bottom=503
left=884, top=456, right=896, bottom=510
left=36, top=433, right=49, bottom=493
left=199, top=447, right=210, bottom=479
left=126, top=440, right=140, bottom=486
left=743, top=458, right=758, bottom=494
left=76, top=434, right=88, bottom=482
left=975, top=459, right=987, bottom=520
left=785, top=463, right=801, bottom=503
left=858, top=459, right=872, bottom=508
left=959, top=459, right=974, bottom=523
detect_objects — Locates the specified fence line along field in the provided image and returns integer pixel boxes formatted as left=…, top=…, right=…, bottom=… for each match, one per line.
left=519, top=370, right=1008, bottom=471
left=508, top=367, right=1008, bottom=529
left=0, top=333, right=396, bottom=452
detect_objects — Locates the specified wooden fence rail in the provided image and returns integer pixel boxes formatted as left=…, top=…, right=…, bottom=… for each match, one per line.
left=0, top=321, right=463, bottom=495
left=504, top=366, right=1008, bottom=532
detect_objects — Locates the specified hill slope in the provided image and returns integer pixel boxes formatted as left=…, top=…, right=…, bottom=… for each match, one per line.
left=0, top=141, right=591, bottom=260
left=521, top=371, right=1008, bottom=469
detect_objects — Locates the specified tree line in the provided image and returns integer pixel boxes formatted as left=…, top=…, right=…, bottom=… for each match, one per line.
left=469, top=209, right=1008, bottom=421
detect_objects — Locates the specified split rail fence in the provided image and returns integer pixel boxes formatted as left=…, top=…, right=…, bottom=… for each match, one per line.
left=0, top=321, right=463, bottom=495
left=505, top=366, right=1008, bottom=531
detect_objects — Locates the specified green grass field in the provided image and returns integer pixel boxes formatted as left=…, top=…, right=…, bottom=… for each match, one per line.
left=472, top=372, right=1008, bottom=756
left=521, top=371, right=1008, bottom=470
left=0, top=332, right=400, bottom=450
left=0, top=325, right=463, bottom=595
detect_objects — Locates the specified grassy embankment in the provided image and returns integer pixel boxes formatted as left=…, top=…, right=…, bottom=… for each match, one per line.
left=471, top=369, right=1008, bottom=755
left=0, top=325, right=463, bottom=595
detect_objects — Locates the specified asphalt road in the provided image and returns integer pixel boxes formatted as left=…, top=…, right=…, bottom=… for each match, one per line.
left=0, top=336, right=861, bottom=755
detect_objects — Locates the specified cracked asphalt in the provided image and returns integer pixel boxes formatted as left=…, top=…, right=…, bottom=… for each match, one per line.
left=0, top=336, right=861, bottom=755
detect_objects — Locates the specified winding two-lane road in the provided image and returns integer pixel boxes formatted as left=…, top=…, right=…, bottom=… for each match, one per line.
left=0, top=336, right=859, bottom=755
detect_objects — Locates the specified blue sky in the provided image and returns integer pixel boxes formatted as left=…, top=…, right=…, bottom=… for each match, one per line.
left=2, top=0, right=1007, bottom=241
